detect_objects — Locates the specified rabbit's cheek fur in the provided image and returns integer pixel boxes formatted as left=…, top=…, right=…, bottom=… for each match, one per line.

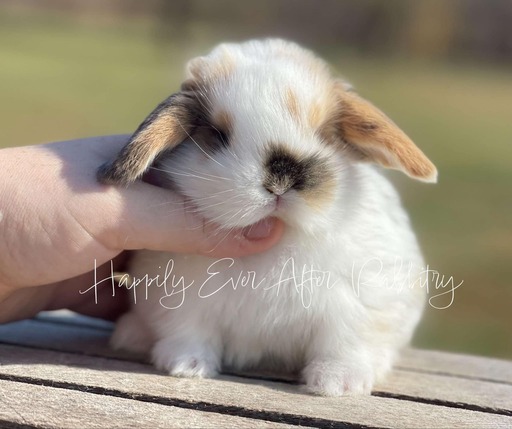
left=102, top=39, right=436, bottom=396
left=158, top=136, right=342, bottom=231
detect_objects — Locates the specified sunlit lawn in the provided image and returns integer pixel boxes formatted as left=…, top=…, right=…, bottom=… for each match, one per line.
left=1, top=9, right=511, bottom=358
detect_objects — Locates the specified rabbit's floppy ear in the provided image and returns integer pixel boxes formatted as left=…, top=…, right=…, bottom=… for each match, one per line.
left=333, top=84, right=437, bottom=183
left=98, top=92, right=199, bottom=185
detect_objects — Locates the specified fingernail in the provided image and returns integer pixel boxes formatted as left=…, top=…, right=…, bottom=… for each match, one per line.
left=243, top=218, right=275, bottom=240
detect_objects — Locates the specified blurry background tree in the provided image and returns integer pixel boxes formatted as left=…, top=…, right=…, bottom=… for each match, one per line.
left=1, top=0, right=510, bottom=359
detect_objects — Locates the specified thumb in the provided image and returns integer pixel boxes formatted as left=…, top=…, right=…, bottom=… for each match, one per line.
left=109, top=180, right=285, bottom=257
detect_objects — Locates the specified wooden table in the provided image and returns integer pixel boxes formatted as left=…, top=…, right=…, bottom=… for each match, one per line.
left=0, top=310, right=511, bottom=428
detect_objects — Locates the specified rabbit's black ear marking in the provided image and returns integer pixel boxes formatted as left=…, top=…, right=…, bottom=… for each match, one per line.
left=98, top=92, right=199, bottom=186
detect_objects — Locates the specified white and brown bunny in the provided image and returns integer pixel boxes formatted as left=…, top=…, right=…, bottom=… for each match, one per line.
left=98, top=39, right=437, bottom=396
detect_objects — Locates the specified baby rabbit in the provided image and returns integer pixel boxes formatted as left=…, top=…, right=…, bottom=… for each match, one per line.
left=98, top=39, right=436, bottom=396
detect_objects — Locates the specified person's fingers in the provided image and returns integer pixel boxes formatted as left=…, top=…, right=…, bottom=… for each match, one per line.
left=106, top=180, right=285, bottom=257
left=36, top=135, right=284, bottom=259
left=46, top=253, right=130, bottom=321
left=0, top=256, right=130, bottom=325
left=0, top=284, right=56, bottom=324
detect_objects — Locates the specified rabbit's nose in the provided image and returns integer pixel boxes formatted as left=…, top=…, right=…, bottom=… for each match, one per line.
left=264, top=181, right=292, bottom=196
left=263, top=148, right=307, bottom=195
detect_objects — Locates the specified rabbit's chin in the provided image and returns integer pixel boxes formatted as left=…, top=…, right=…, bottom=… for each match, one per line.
left=214, top=213, right=329, bottom=238
left=204, top=204, right=319, bottom=233
left=192, top=203, right=273, bottom=230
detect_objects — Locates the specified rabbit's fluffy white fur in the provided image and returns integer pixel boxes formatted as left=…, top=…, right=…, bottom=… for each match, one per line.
left=101, top=39, right=436, bottom=396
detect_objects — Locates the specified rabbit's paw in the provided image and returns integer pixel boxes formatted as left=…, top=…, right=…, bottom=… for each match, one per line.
left=152, top=339, right=219, bottom=378
left=110, top=312, right=153, bottom=353
left=302, top=359, right=374, bottom=396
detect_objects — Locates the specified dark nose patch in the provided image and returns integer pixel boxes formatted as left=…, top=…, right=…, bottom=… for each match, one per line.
left=263, top=146, right=327, bottom=195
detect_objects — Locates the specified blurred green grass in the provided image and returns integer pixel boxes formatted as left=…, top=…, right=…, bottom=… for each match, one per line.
left=1, top=9, right=511, bottom=359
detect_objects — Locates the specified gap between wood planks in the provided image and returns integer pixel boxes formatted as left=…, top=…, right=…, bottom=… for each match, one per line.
left=0, top=373, right=376, bottom=429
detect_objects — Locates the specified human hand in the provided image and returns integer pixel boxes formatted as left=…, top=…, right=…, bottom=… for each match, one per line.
left=0, top=136, right=283, bottom=323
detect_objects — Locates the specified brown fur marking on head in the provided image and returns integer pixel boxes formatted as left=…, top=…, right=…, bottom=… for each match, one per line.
left=212, top=110, right=233, bottom=136
left=308, top=103, right=324, bottom=129
left=284, top=87, right=301, bottom=122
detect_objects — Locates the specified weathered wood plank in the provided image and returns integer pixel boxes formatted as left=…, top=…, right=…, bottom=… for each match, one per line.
left=2, top=315, right=512, bottom=414
left=2, top=315, right=512, bottom=412
left=0, top=378, right=297, bottom=429
left=378, top=369, right=512, bottom=412
left=398, top=348, right=512, bottom=384
left=1, top=344, right=511, bottom=429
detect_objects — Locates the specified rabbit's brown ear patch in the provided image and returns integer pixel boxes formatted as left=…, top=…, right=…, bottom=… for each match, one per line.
left=98, top=93, right=197, bottom=186
left=332, top=86, right=437, bottom=183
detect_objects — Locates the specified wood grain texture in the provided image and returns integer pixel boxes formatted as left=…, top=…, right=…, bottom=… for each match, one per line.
left=398, top=348, right=512, bottom=384
left=378, top=369, right=512, bottom=412
left=1, top=316, right=511, bottom=412
left=4, top=314, right=512, bottom=384
left=0, top=379, right=297, bottom=429
left=1, top=344, right=511, bottom=429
